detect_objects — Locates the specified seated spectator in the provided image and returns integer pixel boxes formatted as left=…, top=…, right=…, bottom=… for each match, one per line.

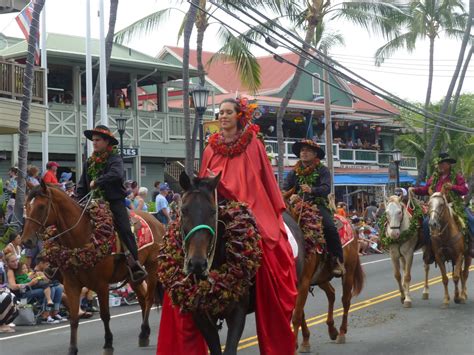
left=346, top=137, right=354, bottom=149
left=26, top=165, right=40, bottom=191
left=336, top=202, right=347, bottom=217
left=14, top=262, right=54, bottom=308
left=0, top=287, right=18, bottom=333
left=359, top=226, right=383, bottom=254
left=134, top=187, right=148, bottom=212
left=5, top=253, right=59, bottom=324
left=3, top=232, right=22, bottom=261
left=65, top=181, right=76, bottom=198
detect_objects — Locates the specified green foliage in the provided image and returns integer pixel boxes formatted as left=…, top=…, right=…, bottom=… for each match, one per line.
left=147, top=201, right=157, bottom=213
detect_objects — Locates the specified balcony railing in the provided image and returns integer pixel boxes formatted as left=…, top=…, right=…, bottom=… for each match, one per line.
left=265, top=140, right=340, bottom=160
left=0, top=60, right=46, bottom=104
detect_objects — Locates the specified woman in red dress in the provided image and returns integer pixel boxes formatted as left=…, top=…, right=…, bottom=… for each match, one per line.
left=157, top=98, right=297, bottom=355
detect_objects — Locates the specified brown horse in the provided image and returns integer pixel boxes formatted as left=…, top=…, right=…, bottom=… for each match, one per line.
left=21, top=181, right=165, bottom=355
left=428, top=191, right=471, bottom=307
left=287, top=200, right=365, bottom=352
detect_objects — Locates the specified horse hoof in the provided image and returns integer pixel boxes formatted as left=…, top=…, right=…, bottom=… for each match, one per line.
left=454, top=298, right=462, bottom=304
left=329, top=330, right=338, bottom=341
left=298, top=344, right=311, bottom=353
left=459, top=298, right=466, bottom=304
left=336, top=334, right=346, bottom=344
left=403, top=301, right=412, bottom=308
left=422, top=293, right=429, bottom=300
left=400, top=297, right=405, bottom=304
left=103, top=347, right=114, bottom=355
left=139, top=337, right=150, bottom=347
left=441, top=303, right=449, bottom=309
left=68, top=349, right=78, bottom=355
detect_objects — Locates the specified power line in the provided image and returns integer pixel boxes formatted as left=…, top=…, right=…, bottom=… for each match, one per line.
left=189, top=1, right=473, bottom=134
left=331, top=52, right=461, bottom=62
left=332, top=56, right=474, bottom=70
left=223, top=0, right=473, bottom=132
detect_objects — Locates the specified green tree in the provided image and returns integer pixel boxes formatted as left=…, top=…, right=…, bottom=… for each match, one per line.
left=375, top=0, right=468, bottom=146
left=14, top=0, right=46, bottom=226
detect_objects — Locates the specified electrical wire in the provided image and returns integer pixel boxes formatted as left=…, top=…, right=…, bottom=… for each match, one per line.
left=223, top=0, right=473, bottom=129
left=188, top=1, right=473, bottom=134
left=205, top=0, right=474, bottom=133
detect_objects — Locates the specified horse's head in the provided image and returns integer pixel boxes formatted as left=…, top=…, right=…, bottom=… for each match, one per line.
left=385, top=195, right=405, bottom=239
left=179, top=171, right=221, bottom=278
left=428, top=192, right=449, bottom=234
left=22, top=180, right=56, bottom=249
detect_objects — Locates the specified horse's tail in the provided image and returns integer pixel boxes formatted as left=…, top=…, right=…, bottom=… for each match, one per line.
left=352, top=255, right=365, bottom=297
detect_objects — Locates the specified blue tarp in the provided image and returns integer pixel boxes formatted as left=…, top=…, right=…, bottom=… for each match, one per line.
left=281, top=171, right=418, bottom=186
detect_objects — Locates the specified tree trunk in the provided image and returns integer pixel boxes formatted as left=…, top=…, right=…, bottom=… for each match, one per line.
left=192, top=10, right=207, bottom=167
left=92, top=0, right=119, bottom=125
left=14, top=0, right=45, bottom=227
left=451, top=46, right=473, bottom=113
left=183, top=0, right=199, bottom=176
left=275, top=13, right=318, bottom=187
left=417, top=14, right=472, bottom=184
left=423, top=36, right=435, bottom=148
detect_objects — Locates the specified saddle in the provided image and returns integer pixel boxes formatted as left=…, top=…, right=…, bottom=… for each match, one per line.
left=114, top=211, right=154, bottom=253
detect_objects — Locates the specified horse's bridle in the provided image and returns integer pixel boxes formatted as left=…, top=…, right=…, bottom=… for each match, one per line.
left=428, top=194, right=449, bottom=236
left=182, top=189, right=219, bottom=274
left=387, top=201, right=405, bottom=230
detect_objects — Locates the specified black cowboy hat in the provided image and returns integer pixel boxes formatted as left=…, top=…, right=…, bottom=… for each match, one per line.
left=84, top=125, right=119, bottom=146
left=438, top=152, right=456, bottom=164
left=292, top=139, right=325, bottom=159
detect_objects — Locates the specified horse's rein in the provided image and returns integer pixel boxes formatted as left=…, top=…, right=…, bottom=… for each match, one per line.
left=387, top=201, right=405, bottom=230
left=428, top=195, right=449, bottom=237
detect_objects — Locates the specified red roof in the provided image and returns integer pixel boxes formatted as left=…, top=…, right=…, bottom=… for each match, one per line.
left=348, top=83, right=399, bottom=115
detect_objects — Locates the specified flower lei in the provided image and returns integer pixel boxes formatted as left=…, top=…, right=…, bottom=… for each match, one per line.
left=235, top=97, right=258, bottom=128
left=208, top=124, right=260, bottom=158
left=288, top=195, right=324, bottom=258
left=41, top=200, right=116, bottom=271
left=294, top=160, right=328, bottom=206
left=157, top=201, right=262, bottom=317
left=378, top=201, right=423, bottom=248
left=87, top=146, right=119, bottom=199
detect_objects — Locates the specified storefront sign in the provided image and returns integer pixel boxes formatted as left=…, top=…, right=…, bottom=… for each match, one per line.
left=119, top=147, right=139, bottom=157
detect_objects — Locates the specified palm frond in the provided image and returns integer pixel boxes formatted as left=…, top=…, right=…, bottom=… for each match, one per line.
left=375, top=31, right=418, bottom=65
left=114, top=8, right=184, bottom=44
left=315, top=27, right=345, bottom=52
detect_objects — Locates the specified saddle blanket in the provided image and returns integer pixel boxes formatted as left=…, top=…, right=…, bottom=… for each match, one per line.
left=316, top=214, right=354, bottom=255
left=112, top=212, right=154, bottom=253
left=284, top=223, right=298, bottom=258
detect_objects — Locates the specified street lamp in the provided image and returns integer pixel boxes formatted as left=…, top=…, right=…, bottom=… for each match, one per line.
left=392, top=149, right=402, bottom=188
left=116, top=113, right=127, bottom=160
left=191, top=85, right=210, bottom=166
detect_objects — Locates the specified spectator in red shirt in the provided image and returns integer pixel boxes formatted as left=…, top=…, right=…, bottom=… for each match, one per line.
left=42, top=162, right=59, bottom=185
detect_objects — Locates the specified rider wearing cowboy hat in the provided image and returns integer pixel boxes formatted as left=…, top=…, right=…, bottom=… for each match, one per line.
left=409, top=152, right=474, bottom=262
left=283, top=139, right=345, bottom=277
left=77, top=125, right=147, bottom=283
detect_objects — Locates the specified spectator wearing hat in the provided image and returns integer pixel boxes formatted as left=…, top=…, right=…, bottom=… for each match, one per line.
left=26, top=165, right=40, bottom=191
left=155, top=183, right=171, bottom=225
left=65, top=181, right=76, bottom=198
left=59, top=171, right=73, bottom=189
left=43, top=162, right=60, bottom=185
left=76, top=125, right=147, bottom=283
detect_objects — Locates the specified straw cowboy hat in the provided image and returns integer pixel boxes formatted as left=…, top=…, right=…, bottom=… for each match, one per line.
left=292, top=139, right=325, bottom=159
left=84, top=125, right=119, bottom=146
left=437, top=152, right=456, bottom=165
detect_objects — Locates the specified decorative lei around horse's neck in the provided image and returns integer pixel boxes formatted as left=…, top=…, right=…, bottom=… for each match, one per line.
left=157, top=201, right=262, bottom=317
left=87, top=146, right=119, bottom=199
left=208, top=124, right=260, bottom=158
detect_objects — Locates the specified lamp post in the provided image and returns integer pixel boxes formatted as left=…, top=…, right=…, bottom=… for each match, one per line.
left=392, top=149, right=402, bottom=188
left=191, top=85, right=210, bottom=166
left=116, top=113, right=127, bottom=160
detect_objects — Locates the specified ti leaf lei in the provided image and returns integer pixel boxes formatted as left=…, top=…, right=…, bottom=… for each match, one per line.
left=294, top=160, right=327, bottom=206
left=378, top=201, right=423, bottom=248
left=87, top=146, right=119, bottom=199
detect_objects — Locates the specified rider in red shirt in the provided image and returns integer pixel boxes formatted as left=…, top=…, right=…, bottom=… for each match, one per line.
left=42, top=162, right=60, bottom=185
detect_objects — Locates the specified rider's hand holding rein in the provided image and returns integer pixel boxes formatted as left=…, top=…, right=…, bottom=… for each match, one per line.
left=301, top=184, right=311, bottom=194
left=90, top=181, right=96, bottom=189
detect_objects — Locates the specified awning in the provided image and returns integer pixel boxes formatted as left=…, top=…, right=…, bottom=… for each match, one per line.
left=333, top=173, right=417, bottom=186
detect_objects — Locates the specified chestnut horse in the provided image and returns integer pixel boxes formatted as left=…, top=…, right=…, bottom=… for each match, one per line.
left=384, top=195, right=430, bottom=307
left=287, top=198, right=365, bottom=352
left=428, top=191, right=471, bottom=307
left=21, top=181, right=165, bottom=355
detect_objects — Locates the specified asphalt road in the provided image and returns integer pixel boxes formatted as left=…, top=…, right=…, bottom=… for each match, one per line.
left=1, top=252, right=473, bottom=355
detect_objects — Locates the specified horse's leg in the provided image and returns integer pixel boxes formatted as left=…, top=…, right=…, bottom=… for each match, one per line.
left=402, top=249, right=414, bottom=308
left=453, top=254, right=464, bottom=304
left=292, top=255, right=317, bottom=351
left=138, top=256, right=158, bottom=347
left=390, top=249, right=404, bottom=304
left=461, top=256, right=471, bottom=301
left=337, top=271, right=354, bottom=344
left=422, top=262, right=430, bottom=300
left=299, top=312, right=311, bottom=353
left=437, top=259, right=450, bottom=308
left=223, top=295, right=249, bottom=355
left=318, top=281, right=338, bottom=341
left=192, top=314, right=222, bottom=355
left=96, top=285, right=114, bottom=354
left=130, top=280, right=149, bottom=346
left=64, top=277, right=82, bottom=355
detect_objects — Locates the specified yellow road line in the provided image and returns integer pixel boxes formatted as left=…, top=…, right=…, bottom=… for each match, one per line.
left=236, top=266, right=473, bottom=351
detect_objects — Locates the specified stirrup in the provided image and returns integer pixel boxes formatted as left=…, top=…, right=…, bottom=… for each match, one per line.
left=332, top=259, right=345, bottom=278
left=127, top=261, right=148, bottom=283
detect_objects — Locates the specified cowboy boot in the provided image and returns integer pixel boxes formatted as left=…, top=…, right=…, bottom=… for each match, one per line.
left=331, top=257, right=345, bottom=278
left=126, top=253, right=148, bottom=283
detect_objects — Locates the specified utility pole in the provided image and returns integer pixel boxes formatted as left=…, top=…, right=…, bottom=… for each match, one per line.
left=323, top=55, right=335, bottom=194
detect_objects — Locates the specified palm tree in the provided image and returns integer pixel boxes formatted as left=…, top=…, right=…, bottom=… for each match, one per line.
left=451, top=45, right=473, bottom=113
left=92, top=0, right=119, bottom=124
left=14, top=0, right=46, bottom=227
left=375, top=0, right=468, bottom=146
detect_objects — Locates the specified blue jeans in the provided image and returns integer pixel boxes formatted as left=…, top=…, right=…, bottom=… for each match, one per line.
left=24, top=288, right=45, bottom=310
left=465, top=207, right=474, bottom=237
left=50, top=285, right=63, bottom=311
left=422, top=216, right=431, bottom=246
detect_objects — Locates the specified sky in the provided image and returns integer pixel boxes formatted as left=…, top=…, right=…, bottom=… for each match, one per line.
left=0, top=0, right=472, bottom=103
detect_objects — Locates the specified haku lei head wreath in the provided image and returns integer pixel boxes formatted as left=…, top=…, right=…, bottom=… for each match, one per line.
left=235, top=96, right=258, bottom=128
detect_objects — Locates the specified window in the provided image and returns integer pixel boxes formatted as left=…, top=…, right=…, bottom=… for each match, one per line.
left=312, top=73, right=321, bottom=96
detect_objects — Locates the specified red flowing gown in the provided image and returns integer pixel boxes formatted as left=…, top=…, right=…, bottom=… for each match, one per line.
left=157, top=130, right=297, bottom=355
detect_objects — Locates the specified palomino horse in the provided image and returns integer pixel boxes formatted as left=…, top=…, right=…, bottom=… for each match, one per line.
left=176, top=172, right=305, bottom=355
left=289, top=209, right=364, bottom=352
left=428, top=191, right=472, bottom=307
left=384, top=195, right=430, bottom=307
left=21, top=181, right=165, bottom=355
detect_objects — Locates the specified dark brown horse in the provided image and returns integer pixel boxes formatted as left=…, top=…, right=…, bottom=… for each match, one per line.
left=177, top=172, right=305, bottom=355
left=286, top=198, right=365, bottom=352
left=21, top=181, right=165, bottom=355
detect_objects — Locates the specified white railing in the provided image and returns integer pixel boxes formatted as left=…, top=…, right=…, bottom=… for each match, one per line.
left=265, top=140, right=339, bottom=161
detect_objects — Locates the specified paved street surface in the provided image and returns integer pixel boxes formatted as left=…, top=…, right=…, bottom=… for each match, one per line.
left=1, top=252, right=473, bottom=355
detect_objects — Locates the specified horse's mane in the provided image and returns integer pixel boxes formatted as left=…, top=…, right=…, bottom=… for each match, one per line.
left=430, top=192, right=454, bottom=217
